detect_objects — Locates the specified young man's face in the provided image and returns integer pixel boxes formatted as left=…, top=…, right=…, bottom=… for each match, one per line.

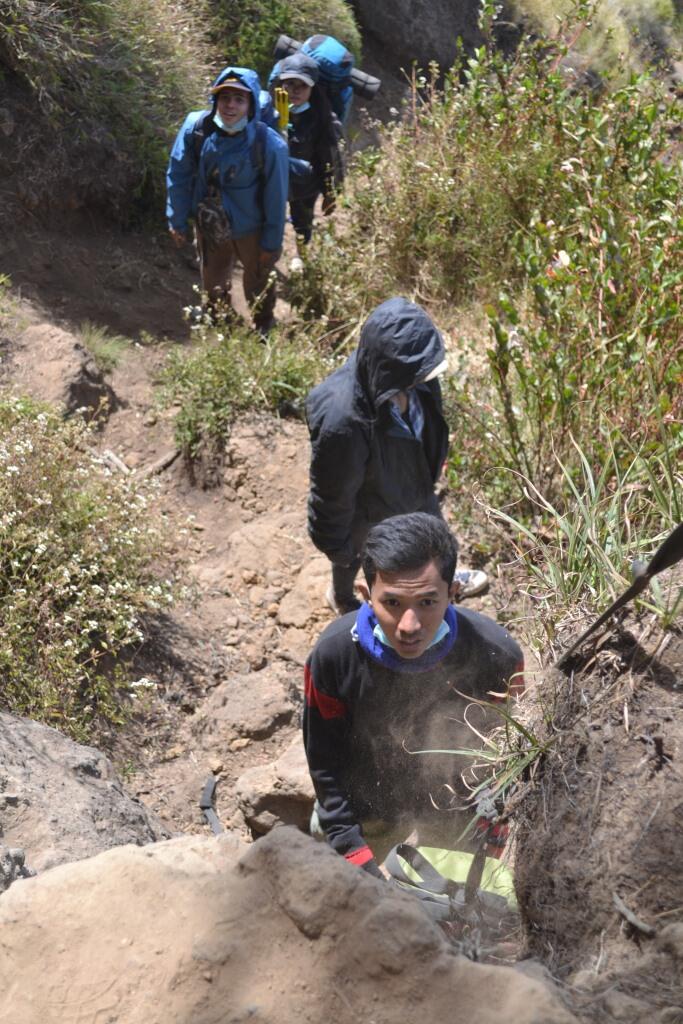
left=216, top=88, right=251, bottom=124
left=359, top=559, right=456, bottom=660
left=283, top=78, right=313, bottom=106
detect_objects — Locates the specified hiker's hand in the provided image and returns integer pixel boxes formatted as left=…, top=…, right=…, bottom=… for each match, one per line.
left=361, top=857, right=384, bottom=880
left=259, top=248, right=279, bottom=268
left=329, top=545, right=355, bottom=568
left=169, top=228, right=187, bottom=248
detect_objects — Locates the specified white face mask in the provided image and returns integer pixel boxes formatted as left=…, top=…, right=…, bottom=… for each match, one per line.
left=290, top=101, right=311, bottom=115
left=214, top=111, right=248, bottom=134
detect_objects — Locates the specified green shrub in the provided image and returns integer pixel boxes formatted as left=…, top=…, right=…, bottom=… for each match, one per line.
left=160, top=320, right=335, bottom=480
left=291, top=34, right=600, bottom=321
left=0, top=396, right=174, bottom=740
left=206, top=0, right=361, bottom=81
left=452, top=66, right=682, bottom=507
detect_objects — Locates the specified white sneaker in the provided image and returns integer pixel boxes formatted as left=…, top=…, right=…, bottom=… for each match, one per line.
left=453, top=568, right=489, bottom=599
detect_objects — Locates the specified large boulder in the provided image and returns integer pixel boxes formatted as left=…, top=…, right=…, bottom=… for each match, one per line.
left=351, top=0, right=482, bottom=72
left=0, top=712, right=169, bottom=873
left=191, top=668, right=296, bottom=744
left=236, top=737, right=315, bottom=834
left=0, top=826, right=578, bottom=1024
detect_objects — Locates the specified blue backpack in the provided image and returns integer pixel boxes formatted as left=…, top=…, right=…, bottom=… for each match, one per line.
left=301, top=35, right=354, bottom=124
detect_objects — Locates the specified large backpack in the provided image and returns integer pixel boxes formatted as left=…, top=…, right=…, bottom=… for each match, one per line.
left=300, top=35, right=354, bottom=124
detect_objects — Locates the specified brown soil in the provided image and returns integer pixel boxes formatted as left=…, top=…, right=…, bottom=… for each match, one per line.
left=516, top=606, right=683, bottom=1021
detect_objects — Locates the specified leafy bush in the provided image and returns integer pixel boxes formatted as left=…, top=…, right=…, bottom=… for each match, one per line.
left=206, top=0, right=361, bottom=81
left=160, top=320, right=335, bottom=481
left=451, top=65, right=681, bottom=506
left=291, top=36, right=599, bottom=320
left=0, top=396, right=174, bottom=740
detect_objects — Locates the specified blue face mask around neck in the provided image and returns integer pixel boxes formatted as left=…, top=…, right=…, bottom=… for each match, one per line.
left=373, top=617, right=450, bottom=653
left=289, top=101, right=311, bottom=115
left=214, top=111, right=249, bottom=134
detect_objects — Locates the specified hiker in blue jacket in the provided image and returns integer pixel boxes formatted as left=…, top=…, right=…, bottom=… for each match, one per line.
left=166, top=66, right=289, bottom=332
left=303, top=513, right=524, bottom=874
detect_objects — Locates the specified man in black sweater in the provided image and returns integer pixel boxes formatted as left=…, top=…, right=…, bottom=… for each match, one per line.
left=303, top=513, right=523, bottom=877
left=305, top=297, right=487, bottom=615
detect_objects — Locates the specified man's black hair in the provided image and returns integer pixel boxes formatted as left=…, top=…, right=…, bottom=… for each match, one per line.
left=361, top=513, right=458, bottom=588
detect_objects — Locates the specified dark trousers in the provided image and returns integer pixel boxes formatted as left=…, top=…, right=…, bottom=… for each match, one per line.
left=331, top=493, right=443, bottom=605
left=290, top=193, right=318, bottom=244
left=196, top=229, right=278, bottom=328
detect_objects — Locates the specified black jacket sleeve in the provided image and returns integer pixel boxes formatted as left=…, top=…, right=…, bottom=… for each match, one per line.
left=303, top=655, right=374, bottom=865
left=307, top=418, right=370, bottom=564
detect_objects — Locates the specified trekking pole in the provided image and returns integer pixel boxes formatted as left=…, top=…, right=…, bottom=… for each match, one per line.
left=275, top=86, right=289, bottom=135
left=556, top=521, right=683, bottom=668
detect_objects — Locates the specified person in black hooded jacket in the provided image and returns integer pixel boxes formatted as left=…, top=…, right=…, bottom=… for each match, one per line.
left=271, top=52, right=343, bottom=244
left=306, top=297, right=485, bottom=614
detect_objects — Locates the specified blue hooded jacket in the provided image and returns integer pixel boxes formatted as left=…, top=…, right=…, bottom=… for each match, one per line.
left=166, top=67, right=289, bottom=252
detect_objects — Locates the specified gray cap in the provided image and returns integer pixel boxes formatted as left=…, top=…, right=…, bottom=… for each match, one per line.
left=279, top=52, right=319, bottom=88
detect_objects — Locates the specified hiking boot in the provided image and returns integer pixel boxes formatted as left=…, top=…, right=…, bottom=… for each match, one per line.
left=326, top=585, right=361, bottom=617
left=453, top=568, right=489, bottom=600
left=255, top=317, right=277, bottom=341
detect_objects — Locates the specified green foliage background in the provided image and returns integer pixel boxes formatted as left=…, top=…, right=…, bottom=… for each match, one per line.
left=206, top=0, right=360, bottom=80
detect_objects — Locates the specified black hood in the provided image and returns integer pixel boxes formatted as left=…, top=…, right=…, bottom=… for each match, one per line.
left=355, top=298, right=446, bottom=407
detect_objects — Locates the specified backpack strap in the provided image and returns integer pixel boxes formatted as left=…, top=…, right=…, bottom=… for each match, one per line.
left=250, top=119, right=269, bottom=216
left=191, top=109, right=214, bottom=166
left=383, top=844, right=459, bottom=897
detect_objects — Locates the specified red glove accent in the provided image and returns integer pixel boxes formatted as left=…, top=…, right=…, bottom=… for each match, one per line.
left=344, top=845, right=374, bottom=867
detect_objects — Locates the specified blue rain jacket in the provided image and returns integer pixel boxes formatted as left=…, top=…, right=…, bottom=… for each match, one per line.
left=166, top=67, right=288, bottom=252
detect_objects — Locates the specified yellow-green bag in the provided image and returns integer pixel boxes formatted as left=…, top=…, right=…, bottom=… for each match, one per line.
left=383, top=843, right=517, bottom=928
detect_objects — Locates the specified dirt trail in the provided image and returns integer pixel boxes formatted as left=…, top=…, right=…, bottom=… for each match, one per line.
left=0, top=216, right=521, bottom=844
left=98, top=297, right=508, bottom=841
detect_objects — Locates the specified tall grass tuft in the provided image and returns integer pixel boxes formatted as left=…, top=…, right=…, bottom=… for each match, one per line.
left=486, top=426, right=683, bottom=658
left=160, top=318, right=338, bottom=481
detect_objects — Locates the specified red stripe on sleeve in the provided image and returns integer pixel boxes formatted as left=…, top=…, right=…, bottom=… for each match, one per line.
left=508, top=658, right=525, bottom=697
left=344, top=846, right=374, bottom=867
left=491, top=657, right=526, bottom=703
left=304, top=664, right=347, bottom=720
